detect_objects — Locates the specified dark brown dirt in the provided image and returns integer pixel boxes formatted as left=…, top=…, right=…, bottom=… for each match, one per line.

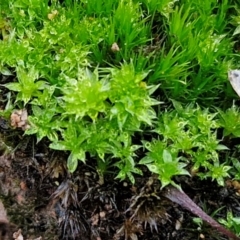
left=0, top=129, right=239, bottom=240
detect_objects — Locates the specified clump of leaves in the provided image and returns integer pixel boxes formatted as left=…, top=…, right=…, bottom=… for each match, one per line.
left=219, top=211, right=240, bottom=237
left=61, top=68, right=109, bottom=121
left=107, top=62, right=160, bottom=131
left=140, top=143, right=189, bottom=189
left=147, top=0, right=234, bottom=103
left=0, top=0, right=238, bottom=190
left=218, top=105, right=240, bottom=138
left=38, top=63, right=158, bottom=181
left=140, top=101, right=230, bottom=188
left=4, top=67, right=46, bottom=105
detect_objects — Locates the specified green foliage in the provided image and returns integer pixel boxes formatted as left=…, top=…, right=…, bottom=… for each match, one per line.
left=230, top=157, right=240, bottom=180
left=4, top=67, right=46, bottom=105
left=218, top=105, right=240, bottom=137
left=0, top=0, right=239, bottom=192
left=50, top=121, right=88, bottom=172
left=198, top=163, right=231, bottom=186
left=148, top=45, right=190, bottom=96
left=219, top=211, right=240, bottom=236
left=26, top=104, right=59, bottom=142
left=140, top=0, right=177, bottom=17
left=61, top=68, right=109, bottom=121
left=140, top=142, right=189, bottom=188
left=111, top=0, right=150, bottom=58
left=80, top=0, right=118, bottom=16
left=3, top=60, right=157, bottom=180
left=149, top=102, right=230, bottom=186
left=108, top=62, right=160, bottom=130
left=147, top=0, right=234, bottom=102
left=113, top=133, right=142, bottom=184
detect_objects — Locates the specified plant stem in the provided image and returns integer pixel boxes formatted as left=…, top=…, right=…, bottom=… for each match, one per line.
left=164, top=186, right=240, bottom=240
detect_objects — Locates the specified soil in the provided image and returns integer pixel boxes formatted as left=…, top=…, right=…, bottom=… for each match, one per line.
left=0, top=128, right=239, bottom=240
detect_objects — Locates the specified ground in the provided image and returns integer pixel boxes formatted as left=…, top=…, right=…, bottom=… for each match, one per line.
left=0, top=129, right=239, bottom=240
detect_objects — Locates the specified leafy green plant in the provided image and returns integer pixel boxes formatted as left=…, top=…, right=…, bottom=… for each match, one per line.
left=107, top=62, right=160, bottom=131
left=144, top=102, right=231, bottom=187
left=198, top=162, right=231, bottom=186
left=218, top=105, right=240, bottom=138
left=219, top=211, right=240, bottom=236
left=26, top=104, right=60, bottom=142
left=50, top=121, right=89, bottom=172
left=113, top=133, right=142, bottom=184
left=192, top=217, right=203, bottom=230
left=229, top=157, right=240, bottom=180
left=140, top=0, right=177, bottom=17
left=147, top=45, right=191, bottom=97
left=2, top=1, right=240, bottom=238
left=0, top=0, right=239, bottom=190
left=140, top=142, right=189, bottom=188
left=152, top=0, right=235, bottom=102
left=4, top=66, right=46, bottom=105
left=60, top=68, right=109, bottom=121
left=80, top=0, right=118, bottom=16
left=49, top=117, right=143, bottom=183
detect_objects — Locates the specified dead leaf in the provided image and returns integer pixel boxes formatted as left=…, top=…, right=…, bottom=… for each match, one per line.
left=10, top=109, right=30, bottom=131
left=199, top=233, right=205, bottom=239
left=13, top=229, right=43, bottom=240
left=0, top=201, right=8, bottom=222
left=175, top=219, right=181, bottom=230
left=91, top=214, right=99, bottom=226
left=99, top=211, right=106, bottom=219
left=228, top=70, right=240, bottom=97
left=111, top=42, right=120, bottom=52
left=48, top=10, right=58, bottom=20
left=20, top=182, right=27, bottom=191
left=13, top=229, right=23, bottom=240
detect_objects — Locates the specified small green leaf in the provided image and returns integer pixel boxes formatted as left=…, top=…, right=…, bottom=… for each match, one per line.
left=233, top=25, right=240, bottom=36
left=0, top=68, right=12, bottom=76
left=147, top=84, right=160, bottom=95
left=160, top=177, right=172, bottom=189
left=146, top=164, right=159, bottom=174
left=115, top=170, right=126, bottom=181
left=139, top=156, right=153, bottom=164
left=50, top=142, right=68, bottom=151
left=67, top=153, right=78, bottom=173
left=132, top=167, right=143, bottom=175
left=75, top=149, right=86, bottom=162
left=232, top=158, right=240, bottom=171
left=216, top=144, right=229, bottom=150
left=163, top=149, right=172, bottom=163
left=4, top=83, right=22, bottom=92
left=127, top=172, right=135, bottom=184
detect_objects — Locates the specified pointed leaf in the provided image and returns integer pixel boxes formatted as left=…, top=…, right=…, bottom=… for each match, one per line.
left=216, top=144, right=229, bottom=150
left=163, top=149, right=172, bottom=163
left=67, top=153, right=78, bottom=173
left=4, top=83, right=22, bottom=92
left=50, top=142, right=68, bottom=151
left=139, top=156, right=153, bottom=164
left=147, top=84, right=160, bottom=95
left=146, top=164, right=159, bottom=174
